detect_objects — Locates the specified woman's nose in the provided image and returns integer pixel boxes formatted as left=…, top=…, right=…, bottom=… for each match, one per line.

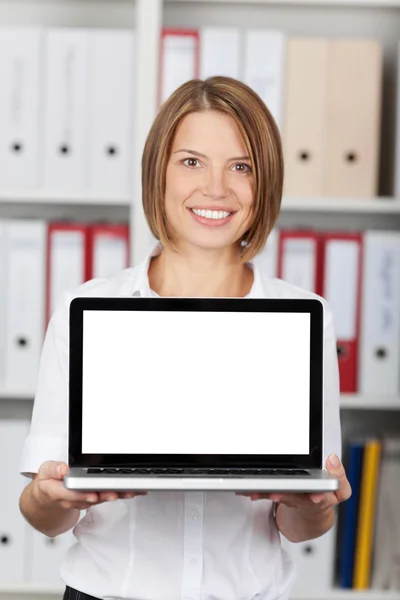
left=203, top=167, right=229, bottom=200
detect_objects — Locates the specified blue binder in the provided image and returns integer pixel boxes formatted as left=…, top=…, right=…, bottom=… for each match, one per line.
left=339, top=440, right=365, bottom=588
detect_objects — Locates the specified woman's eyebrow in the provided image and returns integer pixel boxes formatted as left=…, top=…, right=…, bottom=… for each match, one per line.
left=173, top=148, right=250, bottom=161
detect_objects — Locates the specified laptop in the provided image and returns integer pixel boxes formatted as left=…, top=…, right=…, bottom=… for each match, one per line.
left=64, top=297, right=339, bottom=493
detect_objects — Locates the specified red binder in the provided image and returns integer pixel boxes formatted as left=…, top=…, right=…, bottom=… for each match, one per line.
left=87, top=224, right=130, bottom=280
left=159, top=28, right=200, bottom=106
left=277, top=229, right=324, bottom=294
left=46, top=223, right=90, bottom=323
left=321, top=232, right=363, bottom=393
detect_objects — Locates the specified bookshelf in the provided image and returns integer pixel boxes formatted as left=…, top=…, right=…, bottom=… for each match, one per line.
left=0, top=0, right=399, bottom=599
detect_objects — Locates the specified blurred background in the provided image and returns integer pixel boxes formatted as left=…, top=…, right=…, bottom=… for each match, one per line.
left=1, top=0, right=400, bottom=599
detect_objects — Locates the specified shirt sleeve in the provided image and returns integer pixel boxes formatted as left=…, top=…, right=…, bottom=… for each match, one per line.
left=19, top=295, right=70, bottom=479
left=322, top=303, right=342, bottom=468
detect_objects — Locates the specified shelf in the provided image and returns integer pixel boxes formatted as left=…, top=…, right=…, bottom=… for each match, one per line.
left=0, top=388, right=36, bottom=401
left=167, top=0, right=400, bottom=5
left=292, top=592, right=400, bottom=600
left=1, top=193, right=399, bottom=213
left=0, top=584, right=63, bottom=595
left=0, top=586, right=398, bottom=599
left=281, top=196, right=400, bottom=214
left=1, top=389, right=399, bottom=409
left=0, top=190, right=130, bottom=207
left=341, top=394, right=400, bottom=410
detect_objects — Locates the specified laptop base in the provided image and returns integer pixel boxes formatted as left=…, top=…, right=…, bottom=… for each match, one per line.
left=64, top=468, right=339, bottom=492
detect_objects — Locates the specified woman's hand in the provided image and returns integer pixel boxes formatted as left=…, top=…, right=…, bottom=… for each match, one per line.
left=33, top=461, right=147, bottom=512
left=236, top=453, right=351, bottom=512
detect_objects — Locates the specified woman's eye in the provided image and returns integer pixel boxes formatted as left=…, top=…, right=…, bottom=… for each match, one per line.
left=233, top=163, right=252, bottom=173
left=183, top=158, right=200, bottom=168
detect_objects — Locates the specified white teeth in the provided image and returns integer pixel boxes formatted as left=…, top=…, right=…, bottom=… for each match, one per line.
left=192, top=209, right=232, bottom=220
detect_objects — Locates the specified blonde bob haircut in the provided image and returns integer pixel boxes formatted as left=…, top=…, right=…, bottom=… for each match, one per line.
left=142, top=76, right=284, bottom=262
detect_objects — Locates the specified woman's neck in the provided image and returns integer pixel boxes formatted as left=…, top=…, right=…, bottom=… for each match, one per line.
left=148, top=246, right=254, bottom=298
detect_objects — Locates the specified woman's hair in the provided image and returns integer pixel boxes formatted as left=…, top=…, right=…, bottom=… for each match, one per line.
left=142, top=76, right=284, bottom=262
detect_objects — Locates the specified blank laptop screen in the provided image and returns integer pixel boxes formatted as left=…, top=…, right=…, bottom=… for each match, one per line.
left=81, top=310, right=311, bottom=455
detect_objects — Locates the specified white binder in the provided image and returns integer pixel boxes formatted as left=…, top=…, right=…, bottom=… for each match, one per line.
left=87, top=30, right=135, bottom=196
left=359, top=231, right=400, bottom=395
left=243, top=30, right=286, bottom=129
left=161, top=31, right=198, bottom=104
left=254, top=228, right=279, bottom=278
left=281, top=523, right=336, bottom=592
left=4, top=220, right=46, bottom=391
left=0, top=28, right=42, bottom=188
left=280, top=233, right=319, bottom=292
left=26, top=528, right=75, bottom=585
left=200, top=28, right=241, bottom=79
left=0, top=419, right=30, bottom=584
left=47, top=226, right=87, bottom=320
left=0, top=221, right=6, bottom=387
left=43, top=29, right=89, bottom=191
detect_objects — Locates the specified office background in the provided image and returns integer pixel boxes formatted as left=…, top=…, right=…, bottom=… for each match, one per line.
left=1, top=0, right=400, bottom=599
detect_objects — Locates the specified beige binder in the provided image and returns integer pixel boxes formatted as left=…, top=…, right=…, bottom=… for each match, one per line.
left=283, top=38, right=329, bottom=197
left=325, top=40, right=383, bottom=197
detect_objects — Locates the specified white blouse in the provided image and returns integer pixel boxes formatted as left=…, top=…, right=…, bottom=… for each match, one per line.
left=20, top=243, right=341, bottom=600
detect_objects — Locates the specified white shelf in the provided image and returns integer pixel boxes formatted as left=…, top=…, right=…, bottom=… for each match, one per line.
left=341, top=394, right=400, bottom=410
left=0, top=584, right=63, bottom=595
left=1, top=389, right=399, bottom=409
left=0, top=585, right=398, bottom=599
left=167, top=0, right=400, bottom=5
left=281, top=196, right=400, bottom=214
left=292, top=592, right=400, bottom=600
left=1, top=193, right=400, bottom=213
left=0, top=388, right=35, bottom=400
left=0, top=190, right=130, bottom=206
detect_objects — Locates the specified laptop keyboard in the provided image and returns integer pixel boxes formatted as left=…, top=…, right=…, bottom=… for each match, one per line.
left=86, top=467, right=310, bottom=477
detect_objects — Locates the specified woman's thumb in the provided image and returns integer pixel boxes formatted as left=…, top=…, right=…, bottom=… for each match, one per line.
left=38, top=461, right=69, bottom=480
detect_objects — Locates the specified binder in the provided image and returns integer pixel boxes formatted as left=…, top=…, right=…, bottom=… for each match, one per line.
left=359, top=231, right=400, bottom=396
left=281, top=522, right=336, bottom=592
left=88, top=224, right=129, bottom=279
left=46, top=223, right=90, bottom=322
left=283, top=38, right=329, bottom=197
left=353, top=439, right=382, bottom=589
left=339, top=440, right=364, bottom=588
left=277, top=230, right=323, bottom=293
left=0, top=419, right=30, bottom=584
left=159, top=29, right=199, bottom=105
left=0, top=28, right=42, bottom=188
left=325, top=40, right=383, bottom=197
left=0, top=221, right=6, bottom=387
left=87, top=30, right=135, bottom=196
left=243, top=30, right=286, bottom=128
left=254, top=228, right=279, bottom=278
left=43, top=29, right=89, bottom=191
left=200, top=28, right=241, bottom=79
left=322, top=233, right=363, bottom=393
left=4, top=220, right=46, bottom=391
left=26, top=527, right=75, bottom=585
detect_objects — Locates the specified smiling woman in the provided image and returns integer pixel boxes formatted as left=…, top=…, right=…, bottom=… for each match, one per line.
left=141, top=76, right=284, bottom=297
left=143, top=77, right=283, bottom=266
left=19, top=75, right=347, bottom=600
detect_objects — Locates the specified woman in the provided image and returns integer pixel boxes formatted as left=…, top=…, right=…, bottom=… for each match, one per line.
left=19, top=76, right=351, bottom=600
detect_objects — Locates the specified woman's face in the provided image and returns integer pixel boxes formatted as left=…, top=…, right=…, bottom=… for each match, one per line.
left=164, top=110, right=255, bottom=254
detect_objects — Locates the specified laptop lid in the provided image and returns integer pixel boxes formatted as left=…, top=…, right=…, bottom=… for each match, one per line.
left=69, top=298, right=324, bottom=470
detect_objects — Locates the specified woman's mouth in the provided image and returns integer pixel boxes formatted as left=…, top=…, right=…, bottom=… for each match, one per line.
left=188, top=208, right=235, bottom=227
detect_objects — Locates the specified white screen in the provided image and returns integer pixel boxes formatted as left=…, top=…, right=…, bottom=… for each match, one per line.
left=81, top=310, right=311, bottom=455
